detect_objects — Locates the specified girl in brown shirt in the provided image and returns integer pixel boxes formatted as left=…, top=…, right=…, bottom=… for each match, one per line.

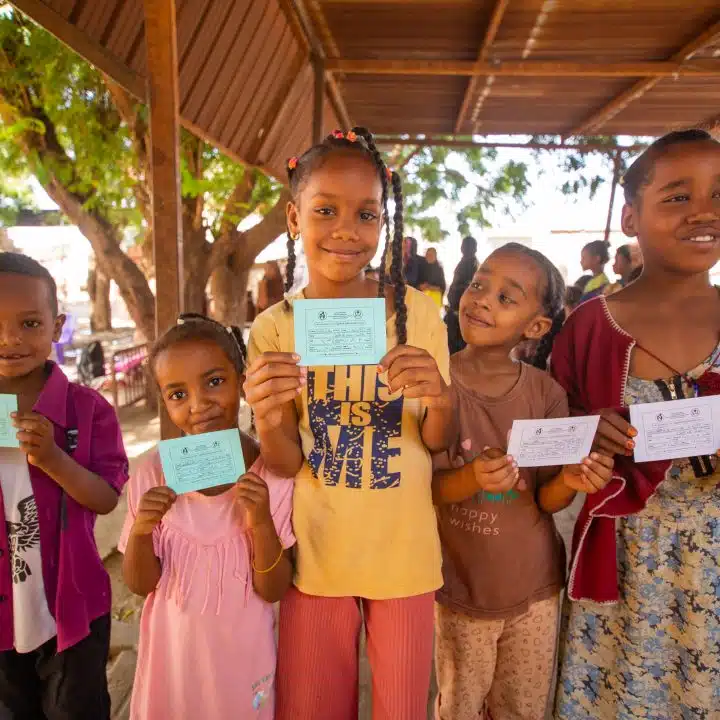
left=432, top=244, right=614, bottom=720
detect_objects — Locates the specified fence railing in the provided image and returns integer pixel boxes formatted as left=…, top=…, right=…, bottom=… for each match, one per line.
left=109, top=344, right=149, bottom=410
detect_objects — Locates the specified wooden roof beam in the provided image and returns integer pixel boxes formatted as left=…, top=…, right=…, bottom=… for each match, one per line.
left=279, top=0, right=352, bottom=131
left=567, top=19, right=720, bottom=137
left=375, top=137, right=648, bottom=154
left=454, top=0, right=510, bottom=134
left=10, top=0, right=146, bottom=99
left=326, top=58, right=720, bottom=78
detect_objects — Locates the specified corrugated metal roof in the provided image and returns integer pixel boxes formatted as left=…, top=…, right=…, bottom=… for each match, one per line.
left=12, top=0, right=720, bottom=179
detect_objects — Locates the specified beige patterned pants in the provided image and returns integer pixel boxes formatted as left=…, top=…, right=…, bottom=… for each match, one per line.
left=434, top=595, right=560, bottom=720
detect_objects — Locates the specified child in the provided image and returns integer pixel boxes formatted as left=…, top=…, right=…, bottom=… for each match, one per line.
left=244, top=127, right=453, bottom=720
left=119, top=314, right=294, bottom=719
left=578, top=239, right=611, bottom=301
left=432, top=243, right=614, bottom=720
left=0, top=252, right=128, bottom=719
left=551, top=129, right=720, bottom=719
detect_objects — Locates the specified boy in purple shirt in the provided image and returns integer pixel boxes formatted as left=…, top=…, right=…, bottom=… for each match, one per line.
left=0, top=253, right=129, bottom=719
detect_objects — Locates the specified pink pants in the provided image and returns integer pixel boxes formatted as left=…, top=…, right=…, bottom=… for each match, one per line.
left=275, top=586, right=435, bottom=720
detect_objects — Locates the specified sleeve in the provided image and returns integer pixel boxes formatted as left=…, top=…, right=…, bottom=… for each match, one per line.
left=260, top=464, right=296, bottom=549
left=117, top=452, right=164, bottom=556
left=247, top=309, right=282, bottom=365
left=89, top=395, right=129, bottom=494
left=549, top=319, right=586, bottom=415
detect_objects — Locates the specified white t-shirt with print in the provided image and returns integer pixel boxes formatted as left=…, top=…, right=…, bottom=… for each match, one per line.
left=0, top=448, right=57, bottom=653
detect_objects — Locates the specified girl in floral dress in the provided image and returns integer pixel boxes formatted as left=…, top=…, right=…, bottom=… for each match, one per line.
left=551, top=129, right=720, bottom=719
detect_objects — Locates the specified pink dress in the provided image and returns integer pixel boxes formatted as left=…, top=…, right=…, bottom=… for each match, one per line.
left=118, top=450, right=295, bottom=720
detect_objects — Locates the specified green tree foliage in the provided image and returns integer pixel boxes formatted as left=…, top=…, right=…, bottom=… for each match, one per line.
left=0, top=9, right=288, bottom=337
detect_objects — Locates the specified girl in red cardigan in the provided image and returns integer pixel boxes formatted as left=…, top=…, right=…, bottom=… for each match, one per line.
left=552, top=129, right=720, bottom=719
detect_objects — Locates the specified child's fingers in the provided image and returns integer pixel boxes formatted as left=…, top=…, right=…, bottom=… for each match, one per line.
left=592, top=433, right=626, bottom=457
left=245, top=352, right=300, bottom=377
left=580, top=463, right=609, bottom=492
left=399, top=382, right=437, bottom=399
left=476, top=454, right=514, bottom=474
left=236, top=477, right=268, bottom=498
left=139, top=494, right=176, bottom=511
left=246, top=362, right=305, bottom=388
left=588, top=451, right=614, bottom=469
left=600, top=409, right=636, bottom=437
left=16, top=432, right=41, bottom=447
left=384, top=354, right=433, bottom=380
left=244, top=378, right=304, bottom=406
left=481, top=462, right=518, bottom=489
left=563, top=473, right=593, bottom=493
left=377, top=345, right=427, bottom=372
left=597, top=418, right=633, bottom=450
left=250, top=388, right=304, bottom=418
left=482, top=471, right=519, bottom=493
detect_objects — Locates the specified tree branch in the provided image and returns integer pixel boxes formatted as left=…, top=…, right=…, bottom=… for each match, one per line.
left=218, top=168, right=258, bottom=239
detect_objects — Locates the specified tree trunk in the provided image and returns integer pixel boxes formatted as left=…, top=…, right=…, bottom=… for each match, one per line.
left=88, top=265, right=112, bottom=332
left=208, top=189, right=290, bottom=326
left=43, top=177, right=157, bottom=341
left=210, top=263, right=249, bottom=327
left=182, top=222, right=210, bottom=315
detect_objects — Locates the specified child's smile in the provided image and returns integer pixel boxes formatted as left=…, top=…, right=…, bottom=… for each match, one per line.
left=0, top=273, right=63, bottom=380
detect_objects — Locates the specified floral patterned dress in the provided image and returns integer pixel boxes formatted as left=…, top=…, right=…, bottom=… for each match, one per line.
left=554, top=346, right=720, bottom=720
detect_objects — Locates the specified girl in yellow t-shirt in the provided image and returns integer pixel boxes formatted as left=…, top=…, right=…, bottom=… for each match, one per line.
left=245, top=127, right=453, bottom=720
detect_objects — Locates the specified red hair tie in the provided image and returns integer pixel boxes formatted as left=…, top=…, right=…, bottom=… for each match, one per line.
left=287, top=156, right=298, bottom=170
left=385, top=167, right=393, bottom=181
left=346, top=130, right=358, bottom=142
left=332, top=130, right=344, bottom=139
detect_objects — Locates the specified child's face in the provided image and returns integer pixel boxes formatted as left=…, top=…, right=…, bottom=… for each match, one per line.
left=0, top=273, right=63, bottom=380
left=154, top=339, right=242, bottom=435
left=622, top=141, right=720, bottom=276
left=459, top=251, right=551, bottom=351
left=580, top=248, right=599, bottom=273
left=287, top=153, right=383, bottom=288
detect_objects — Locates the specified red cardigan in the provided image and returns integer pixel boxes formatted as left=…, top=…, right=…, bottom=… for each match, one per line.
left=550, top=297, right=672, bottom=603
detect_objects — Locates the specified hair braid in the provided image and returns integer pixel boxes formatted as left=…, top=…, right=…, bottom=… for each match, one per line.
left=531, top=310, right=564, bottom=371
left=352, top=127, right=391, bottom=298
left=390, top=171, right=407, bottom=344
left=283, top=231, right=296, bottom=310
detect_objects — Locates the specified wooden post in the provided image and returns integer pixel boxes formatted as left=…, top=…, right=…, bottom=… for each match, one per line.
left=604, top=153, right=621, bottom=245
left=313, top=54, right=325, bottom=142
left=144, top=0, right=183, bottom=439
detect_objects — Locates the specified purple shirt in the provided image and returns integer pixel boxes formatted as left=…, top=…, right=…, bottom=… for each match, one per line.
left=0, top=363, right=129, bottom=652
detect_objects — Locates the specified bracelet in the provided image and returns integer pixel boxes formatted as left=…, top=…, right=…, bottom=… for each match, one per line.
left=252, top=544, right=285, bottom=574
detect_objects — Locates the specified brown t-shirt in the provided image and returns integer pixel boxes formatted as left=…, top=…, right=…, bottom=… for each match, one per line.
left=436, top=357, right=567, bottom=619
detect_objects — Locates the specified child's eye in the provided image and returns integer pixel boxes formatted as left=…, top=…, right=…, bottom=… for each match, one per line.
left=499, top=293, right=515, bottom=305
left=208, top=376, right=225, bottom=388
left=168, top=390, right=186, bottom=401
left=360, top=211, right=377, bottom=222
left=315, top=207, right=335, bottom=217
left=663, top=194, right=689, bottom=203
left=22, top=320, right=41, bottom=329
left=469, top=281, right=481, bottom=290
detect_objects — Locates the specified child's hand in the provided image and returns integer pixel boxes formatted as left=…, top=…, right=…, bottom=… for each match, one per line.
left=378, top=345, right=451, bottom=409
left=471, top=447, right=519, bottom=493
left=235, top=472, right=273, bottom=531
left=12, top=412, right=61, bottom=469
left=561, top=452, right=614, bottom=494
left=132, top=486, right=177, bottom=536
left=594, top=410, right=637, bottom=457
left=243, top=352, right=306, bottom=430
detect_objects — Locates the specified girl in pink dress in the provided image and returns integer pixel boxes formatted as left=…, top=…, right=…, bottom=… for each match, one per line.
left=119, top=314, right=295, bottom=719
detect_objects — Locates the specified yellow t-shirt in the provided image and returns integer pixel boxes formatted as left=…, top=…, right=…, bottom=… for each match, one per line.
left=248, top=288, right=450, bottom=599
